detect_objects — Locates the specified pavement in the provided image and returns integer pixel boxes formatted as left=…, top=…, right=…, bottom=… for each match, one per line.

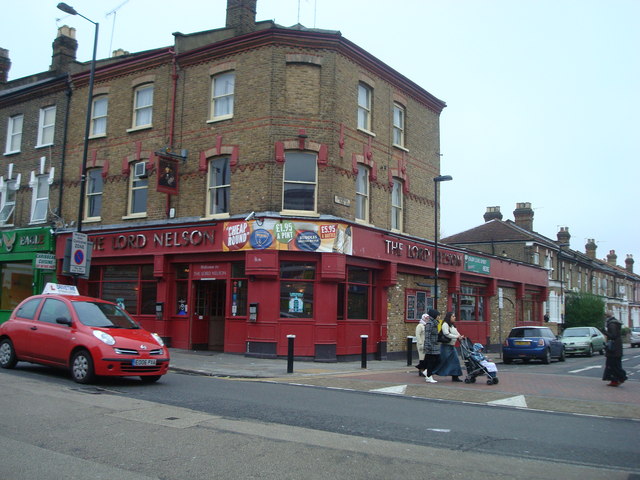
left=168, top=346, right=640, bottom=420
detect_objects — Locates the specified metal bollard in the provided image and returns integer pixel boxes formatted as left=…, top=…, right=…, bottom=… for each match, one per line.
left=407, top=336, right=414, bottom=366
left=360, top=335, right=368, bottom=369
left=287, top=334, right=295, bottom=373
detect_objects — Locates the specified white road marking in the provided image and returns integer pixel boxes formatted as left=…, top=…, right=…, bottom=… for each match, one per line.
left=488, top=395, right=528, bottom=408
left=369, top=385, right=407, bottom=395
left=568, top=366, right=601, bottom=373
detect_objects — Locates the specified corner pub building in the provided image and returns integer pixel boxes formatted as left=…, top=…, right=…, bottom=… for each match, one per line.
left=27, top=0, right=548, bottom=360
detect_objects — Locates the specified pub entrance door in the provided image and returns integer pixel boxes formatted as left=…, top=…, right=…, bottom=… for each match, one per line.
left=193, top=280, right=226, bottom=351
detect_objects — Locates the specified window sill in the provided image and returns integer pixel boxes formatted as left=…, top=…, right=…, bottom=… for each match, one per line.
left=35, top=143, right=54, bottom=149
left=89, top=133, right=107, bottom=140
left=279, top=210, right=320, bottom=217
left=3, top=150, right=20, bottom=156
left=83, top=217, right=102, bottom=223
left=200, top=213, right=230, bottom=221
left=126, top=125, right=153, bottom=133
left=207, top=115, right=233, bottom=124
left=392, top=144, right=409, bottom=153
left=355, top=218, right=372, bottom=226
left=122, top=213, right=148, bottom=220
left=28, top=220, right=47, bottom=226
left=357, top=127, right=376, bottom=137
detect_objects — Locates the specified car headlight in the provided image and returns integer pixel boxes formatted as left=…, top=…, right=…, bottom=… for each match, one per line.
left=93, top=330, right=115, bottom=346
left=151, top=333, right=165, bottom=347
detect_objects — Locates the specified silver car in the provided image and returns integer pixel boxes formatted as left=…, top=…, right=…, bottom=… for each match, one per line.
left=560, top=326, right=606, bottom=357
left=630, top=327, right=640, bottom=348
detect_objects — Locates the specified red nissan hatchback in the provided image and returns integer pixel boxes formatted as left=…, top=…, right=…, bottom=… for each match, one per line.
left=0, top=284, right=170, bottom=384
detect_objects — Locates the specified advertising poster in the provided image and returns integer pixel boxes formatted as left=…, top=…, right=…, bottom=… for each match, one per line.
left=221, top=219, right=352, bottom=254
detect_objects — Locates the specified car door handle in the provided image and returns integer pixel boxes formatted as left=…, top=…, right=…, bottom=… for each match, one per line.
left=30, top=326, right=37, bottom=330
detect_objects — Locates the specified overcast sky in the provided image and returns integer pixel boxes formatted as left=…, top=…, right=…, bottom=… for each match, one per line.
left=3, top=0, right=639, bottom=268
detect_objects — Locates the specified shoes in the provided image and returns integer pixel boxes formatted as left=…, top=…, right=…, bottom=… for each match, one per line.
left=452, top=377, right=463, bottom=382
left=425, top=376, right=438, bottom=384
left=607, top=381, right=620, bottom=387
left=419, top=372, right=426, bottom=377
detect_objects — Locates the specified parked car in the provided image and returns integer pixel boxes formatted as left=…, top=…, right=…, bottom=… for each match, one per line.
left=502, top=326, right=565, bottom=364
left=560, top=326, right=606, bottom=357
left=630, top=327, right=640, bottom=348
left=0, top=284, right=170, bottom=384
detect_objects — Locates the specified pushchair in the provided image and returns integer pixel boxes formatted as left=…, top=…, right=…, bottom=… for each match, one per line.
left=459, top=337, right=499, bottom=385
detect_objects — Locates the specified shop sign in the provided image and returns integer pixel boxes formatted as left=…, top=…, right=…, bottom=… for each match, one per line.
left=465, top=254, right=491, bottom=274
left=383, top=239, right=463, bottom=267
left=89, top=229, right=215, bottom=254
left=0, top=228, right=51, bottom=254
left=192, top=263, right=229, bottom=280
left=35, top=253, right=56, bottom=270
left=288, top=292, right=304, bottom=313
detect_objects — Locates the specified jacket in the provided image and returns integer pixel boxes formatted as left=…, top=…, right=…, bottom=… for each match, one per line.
left=605, top=315, right=623, bottom=358
left=441, top=322, right=462, bottom=345
left=415, top=319, right=426, bottom=357
left=424, top=316, right=440, bottom=355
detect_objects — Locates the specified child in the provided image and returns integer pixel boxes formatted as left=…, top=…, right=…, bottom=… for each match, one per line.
left=471, top=343, right=498, bottom=378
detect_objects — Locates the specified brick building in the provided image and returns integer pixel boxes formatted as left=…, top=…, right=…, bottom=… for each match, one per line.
left=2, top=0, right=548, bottom=359
left=442, top=203, right=640, bottom=330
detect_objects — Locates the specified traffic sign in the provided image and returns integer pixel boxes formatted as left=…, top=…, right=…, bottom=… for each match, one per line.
left=70, top=232, right=88, bottom=275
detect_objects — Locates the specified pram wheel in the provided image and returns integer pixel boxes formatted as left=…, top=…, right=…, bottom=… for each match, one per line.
left=493, top=378, right=499, bottom=384
left=470, top=376, right=476, bottom=383
left=464, top=378, right=470, bottom=384
left=486, top=379, right=493, bottom=385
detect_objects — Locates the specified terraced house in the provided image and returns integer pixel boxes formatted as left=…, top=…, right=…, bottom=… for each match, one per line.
left=1, top=0, right=549, bottom=359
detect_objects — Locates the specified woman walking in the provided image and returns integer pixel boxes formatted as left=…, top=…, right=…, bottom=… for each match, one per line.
left=433, top=312, right=464, bottom=382
left=414, top=314, right=427, bottom=377
left=603, top=311, right=627, bottom=386
left=423, top=308, right=441, bottom=384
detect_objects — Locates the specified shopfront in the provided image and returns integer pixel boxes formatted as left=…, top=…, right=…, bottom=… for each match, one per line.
left=0, top=227, right=57, bottom=323
left=55, top=218, right=548, bottom=360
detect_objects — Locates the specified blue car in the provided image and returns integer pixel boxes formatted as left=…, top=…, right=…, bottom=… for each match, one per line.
left=502, top=326, right=565, bottom=364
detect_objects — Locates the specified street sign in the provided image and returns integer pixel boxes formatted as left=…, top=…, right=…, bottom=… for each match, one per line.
left=35, top=253, right=56, bottom=270
left=70, top=232, right=88, bottom=275
left=498, top=287, right=504, bottom=309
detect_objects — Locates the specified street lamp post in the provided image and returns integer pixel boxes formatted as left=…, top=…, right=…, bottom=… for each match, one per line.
left=57, top=3, right=98, bottom=233
left=433, top=175, right=452, bottom=310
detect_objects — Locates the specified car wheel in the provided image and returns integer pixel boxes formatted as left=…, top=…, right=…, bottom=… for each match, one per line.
left=522, top=358, right=530, bottom=364
left=559, top=348, right=566, bottom=362
left=0, top=339, right=17, bottom=369
left=542, top=349, right=551, bottom=364
left=503, top=357, right=513, bottom=364
left=140, top=375, right=162, bottom=384
left=71, top=350, right=95, bottom=384
left=586, top=345, right=593, bottom=357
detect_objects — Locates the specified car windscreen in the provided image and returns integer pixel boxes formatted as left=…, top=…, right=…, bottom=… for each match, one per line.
left=509, top=328, right=548, bottom=338
left=72, top=301, right=140, bottom=329
left=563, top=328, right=590, bottom=337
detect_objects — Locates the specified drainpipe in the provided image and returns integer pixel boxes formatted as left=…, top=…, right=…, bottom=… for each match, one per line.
left=57, top=76, right=73, bottom=220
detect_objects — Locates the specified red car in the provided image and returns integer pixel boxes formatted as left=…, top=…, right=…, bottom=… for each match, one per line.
left=0, top=285, right=170, bottom=384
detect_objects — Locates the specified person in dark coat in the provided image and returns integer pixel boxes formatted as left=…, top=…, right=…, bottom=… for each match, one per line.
left=602, top=311, right=627, bottom=386
left=423, top=308, right=441, bottom=384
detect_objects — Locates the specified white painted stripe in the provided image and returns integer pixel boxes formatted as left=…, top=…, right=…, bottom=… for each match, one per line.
left=488, top=395, right=528, bottom=408
left=370, top=385, right=407, bottom=395
left=427, top=428, right=451, bottom=433
left=568, top=365, right=601, bottom=373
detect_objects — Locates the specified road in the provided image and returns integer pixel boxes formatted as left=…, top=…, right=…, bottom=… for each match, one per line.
left=1, top=363, right=639, bottom=479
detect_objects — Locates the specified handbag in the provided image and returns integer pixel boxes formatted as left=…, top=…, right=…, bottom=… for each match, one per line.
left=437, top=331, right=451, bottom=344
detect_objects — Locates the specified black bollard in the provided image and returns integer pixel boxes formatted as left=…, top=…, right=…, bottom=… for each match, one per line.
left=360, top=335, right=368, bottom=369
left=287, top=334, right=295, bottom=373
left=407, top=336, right=414, bottom=366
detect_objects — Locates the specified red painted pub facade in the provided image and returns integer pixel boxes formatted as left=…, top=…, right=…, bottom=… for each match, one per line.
left=56, top=217, right=549, bottom=361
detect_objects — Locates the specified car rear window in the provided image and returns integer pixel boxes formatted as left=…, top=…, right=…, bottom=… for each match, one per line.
left=14, top=298, right=42, bottom=320
left=563, top=328, right=590, bottom=337
left=509, top=328, right=551, bottom=338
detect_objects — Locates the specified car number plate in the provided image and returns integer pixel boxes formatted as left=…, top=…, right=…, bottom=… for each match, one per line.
left=514, top=341, right=529, bottom=345
left=133, top=359, right=157, bottom=366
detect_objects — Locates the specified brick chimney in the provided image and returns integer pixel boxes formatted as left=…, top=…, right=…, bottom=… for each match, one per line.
left=0, top=48, right=10, bottom=83
left=513, top=202, right=534, bottom=231
left=226, top=0, right=257, bottom=35
left=585, top=239, right=597, bottom=259
left=483, top=206, right=503, bottom=222
left=606, top=250, right=617, bottom=266
left=50, top=26, right=78, bottom=72
left=556, top=227, right=571, bottom=248
left=625, top=254, right=634, bottom=273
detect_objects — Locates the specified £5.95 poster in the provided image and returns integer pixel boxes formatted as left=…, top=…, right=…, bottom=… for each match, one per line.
left=222, top=219, right=352, bottom=254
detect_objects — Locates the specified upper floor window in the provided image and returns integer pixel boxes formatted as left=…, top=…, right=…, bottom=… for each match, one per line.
left=37, top=106, right=56, bottom=147
left=283, top=151, right=317, bottom=212
left=90, top=96, right=108, bottom=137
left=133, top=84, right=153, bottom=128
left=355, top=164, right=369, bottom=222
left=30, top=175, right=49, bottom=223
left=0, top=180, right=16, bottom=225
left=207, top=157, right=230, bottom=216
left=391, top=178, right=403, bottom=231
left=5, top=114, right=23, bottom=154
left=128, top=162, right=148, bottom=216
left=210, top=72, right=235, bottom=120
left=86, top=168, right=103, bottom=220
left=392, top=103, right=405, bottom=147
left=357, top=83, right=372, bottom=132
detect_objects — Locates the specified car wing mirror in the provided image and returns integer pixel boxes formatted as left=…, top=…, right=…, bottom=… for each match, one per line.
left=56, top=317, right=72, bottom=326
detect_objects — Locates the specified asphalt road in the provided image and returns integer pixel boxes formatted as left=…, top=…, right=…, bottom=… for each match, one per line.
left=1, top=366, right=638, bottom=479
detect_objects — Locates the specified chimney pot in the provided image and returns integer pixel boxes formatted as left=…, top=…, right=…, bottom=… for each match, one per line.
left=483, top=206, right=503, bottom=222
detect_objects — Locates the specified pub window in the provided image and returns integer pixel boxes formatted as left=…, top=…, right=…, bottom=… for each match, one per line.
left=87, top=264, right=157, bottom=315
left=174, top=264, right=190, bottom=315
left=231, top=262, right=247, bottom=317
left=280, top=262, right=315, bottom=318
left=452, top=285, right=485, bottom=321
